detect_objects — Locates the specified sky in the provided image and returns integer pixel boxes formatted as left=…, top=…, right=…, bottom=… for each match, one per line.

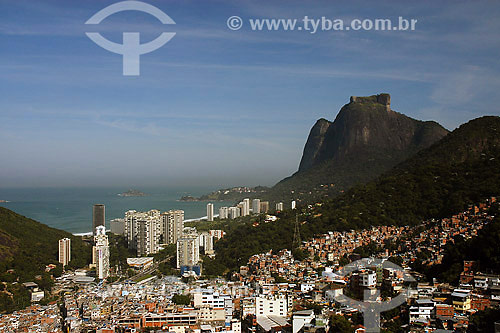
left=1, top=0, right=500, bottom=189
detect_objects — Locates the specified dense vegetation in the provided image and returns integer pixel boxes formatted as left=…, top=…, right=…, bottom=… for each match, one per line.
left=312, top=116, right=500, bottom=229
left=109, top=234, right=136, bottom=270
left=172, top=293, right=191, bottom=305
left=467, top=308, right=500, bottom=333
left=0, top=207, right=91, bottom=313
left=424, top=215, right=500, bottom=284
left=0, top=282, right=31, bottom=313
left=211, top=116, right=500, bottom=272
left=155, top=244, right=178, bottom=276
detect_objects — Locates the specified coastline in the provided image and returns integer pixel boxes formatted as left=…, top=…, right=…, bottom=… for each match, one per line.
left=0, top=186, right=232, bottom=235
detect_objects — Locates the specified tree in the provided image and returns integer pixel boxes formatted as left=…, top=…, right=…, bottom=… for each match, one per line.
left=202, top=256, right=226, bottom=277
left=51, top=264, right=63, bottom=278
left=172, top=294, right=191, bottom=305
left=329, top=315, right=353, bottom=333
left=467, top=308, right=500, bottom=333
left=388, top=255, right=403, bottom=267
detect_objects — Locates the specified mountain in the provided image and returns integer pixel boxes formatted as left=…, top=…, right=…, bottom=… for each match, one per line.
left=314, top=115, right=500, bottom=229
left=0, top=207, right=90, bottom=285
left=271, top=94, right=449, bottom=201
left=213, top=116, right=500, bottom=271
left=0, top=207, right=91, bottom=312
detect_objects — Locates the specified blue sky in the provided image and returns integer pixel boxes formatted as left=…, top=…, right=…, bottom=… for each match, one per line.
left=1, top=0, right=500, bottom=188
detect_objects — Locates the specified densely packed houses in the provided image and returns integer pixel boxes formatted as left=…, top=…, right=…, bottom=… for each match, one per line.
left=1, top=198, right=498, bottom=332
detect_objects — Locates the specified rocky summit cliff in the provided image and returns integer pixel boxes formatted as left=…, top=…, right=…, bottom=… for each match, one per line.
left=298, top=93, right=447, bottom=172
left=274, top=93, right=449, bottom=199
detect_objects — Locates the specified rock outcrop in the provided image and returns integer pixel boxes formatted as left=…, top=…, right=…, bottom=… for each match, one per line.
left=273, top=94, right=449, bottom=198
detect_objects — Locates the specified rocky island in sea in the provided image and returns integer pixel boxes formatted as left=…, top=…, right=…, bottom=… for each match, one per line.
left=179, top=195, right=197, bottom=202
left=117, top=189, right=147, bottom=197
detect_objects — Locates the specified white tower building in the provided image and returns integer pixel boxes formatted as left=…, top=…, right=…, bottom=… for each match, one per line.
left=137, top=218, right=161, bottom=256
left=207, top=203, right=214, bottom=222
left=219, top=206, right=228, bottom=219
left=58, top=238, right=71, bottom=267
left=177, top=228, right=200, bottom=268
left=243, top=198, right=250, bottom=216
left=93, top=226, right=110, bottom=280
left=199, top=232, right=214, bottom=255
left=252, top=199, right=261, bottom=214
left=162, top=210, right=184, bottom=244
left=229, top=206, right=240, bottom=219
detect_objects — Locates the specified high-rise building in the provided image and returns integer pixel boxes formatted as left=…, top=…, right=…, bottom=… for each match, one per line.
left=291, top=200, right=296, bottom=210
left=58, top=238, right=71, bottom=267
left=260, top=201, right=270, bottom=214
left=252, top=199, right=261, bottom=214
left=276, top=202, right=284, bottom=211
left=207, top=203, right=214, bottom=222
left=110, top=218, right=125, bottom=235
left=219, top=207, right=228, bottom=219
left=243, top=198, right=250, bottom=216
left=125, top=209, right=163, bottom=255
left=237, top=203, right=244, bottom=216
left=199, top=232, right=214, bottom=255
left=93, top=204, right=105, bottom=233
left=237, top=200, right=250, bottom=217
left=177, top=228, right=200, bottom=269
left=162, top=210, right=184, bottom=244
left=228, top=206, right=240, bottom=219
left=125, top=210, right=139, bottom=249
left=137, top=219, right=160, bottom=256
left=93, top=226, right=110, bottom=279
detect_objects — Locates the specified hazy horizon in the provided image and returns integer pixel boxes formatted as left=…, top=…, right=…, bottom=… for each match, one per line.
left=2, top=0, right=500, bottom=188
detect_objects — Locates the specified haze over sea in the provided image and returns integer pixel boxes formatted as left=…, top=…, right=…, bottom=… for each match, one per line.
left=0, top=187, right=232, bottom=234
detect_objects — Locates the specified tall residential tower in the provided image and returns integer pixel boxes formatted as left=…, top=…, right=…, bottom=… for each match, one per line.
left=207, top=203, right=214, bottom=222
left=162, top=210, right=184, bottom=244
left=177, top=227, right=200, bottom=269
left=93, top=226, right=110, bottom=279
left=58, top=238, right=71, bottom=267
left=93, top=204, right=105, bottom=233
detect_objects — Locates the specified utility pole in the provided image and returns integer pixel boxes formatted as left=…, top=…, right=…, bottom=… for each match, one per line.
left=293, top=213, right=301, bottom=249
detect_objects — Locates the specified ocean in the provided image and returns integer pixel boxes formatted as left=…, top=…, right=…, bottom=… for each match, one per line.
left=0, top=187, right=233, bottom=234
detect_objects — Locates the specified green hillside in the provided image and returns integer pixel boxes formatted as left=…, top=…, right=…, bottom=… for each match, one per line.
left=424, top=214, right=500, bottom=284
left=0, top=207, right=91, bottom=312
left=214, top=116, right=500, bottom=272
left=313, top=116, right=500, bottom=230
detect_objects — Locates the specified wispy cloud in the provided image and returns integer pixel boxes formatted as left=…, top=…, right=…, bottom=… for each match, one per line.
left=94, top=118, right=163, bottom=136
left=2, top=0, right=500, bottom=187
left=417, top=65, right=500, bottom=129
